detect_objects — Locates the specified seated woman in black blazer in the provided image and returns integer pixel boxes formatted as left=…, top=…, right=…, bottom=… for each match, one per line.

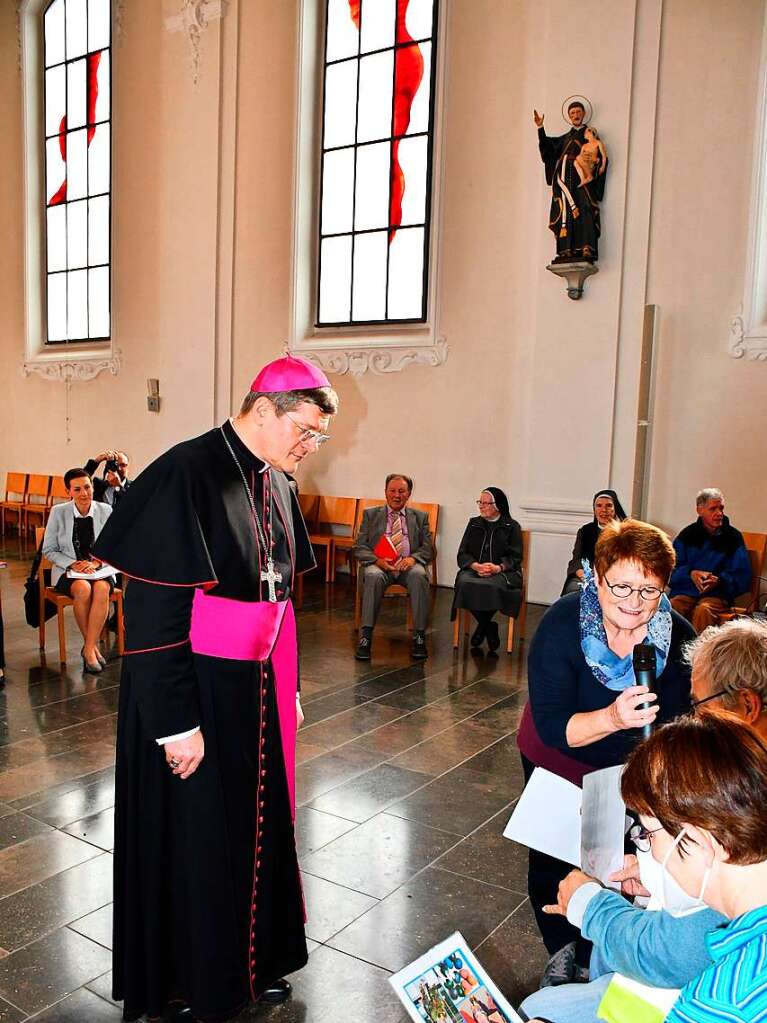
left=562, top=489, right=627, bottom=595
left=451, top=487, right=523, bottom=654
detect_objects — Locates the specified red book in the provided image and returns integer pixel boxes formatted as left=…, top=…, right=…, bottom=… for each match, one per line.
left=373, top=534, right=399, bottom=561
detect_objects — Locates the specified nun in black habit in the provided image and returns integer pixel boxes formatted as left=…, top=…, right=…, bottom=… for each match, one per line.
left=561, top=489, right=627, bottom=595
left=451, top=487, right=523, bottom=654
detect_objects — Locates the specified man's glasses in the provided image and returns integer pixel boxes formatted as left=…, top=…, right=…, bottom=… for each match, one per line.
left=603, top=575, right=663, bottom=601
left=690, top=689, right=729, bottom=712
left=629, top=822, right=663, bottom=852
left=284, top=412, right=330, bottom=447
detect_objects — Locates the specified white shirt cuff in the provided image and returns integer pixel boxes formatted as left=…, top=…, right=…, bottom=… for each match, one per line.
left=156, top=726, right=200, bottom=746
left=566, top=881, right=602, bottom=928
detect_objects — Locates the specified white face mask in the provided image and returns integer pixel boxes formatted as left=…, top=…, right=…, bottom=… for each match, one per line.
left=660, top=829, right=712, bottom=918
left=636, top=838, right=710, bottom=917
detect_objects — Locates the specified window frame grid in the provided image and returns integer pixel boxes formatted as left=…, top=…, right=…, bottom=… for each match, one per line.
left=315, top=0, right=440, bottom=329
left=42, top=0, right=113, bottom=346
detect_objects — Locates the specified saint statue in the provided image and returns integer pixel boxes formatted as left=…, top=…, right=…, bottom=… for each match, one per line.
left=535, top=98, right=608, bottom=264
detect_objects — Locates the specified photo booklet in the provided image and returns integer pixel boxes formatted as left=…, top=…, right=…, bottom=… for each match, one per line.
left=389, top=932, right=523, bottom=1023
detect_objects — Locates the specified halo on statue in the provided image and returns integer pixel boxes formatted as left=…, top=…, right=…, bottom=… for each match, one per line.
left=562, top=94, right=593, bottom=126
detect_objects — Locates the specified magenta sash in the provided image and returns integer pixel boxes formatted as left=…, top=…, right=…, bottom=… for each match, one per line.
left=189, top=590, right=299, bottom=818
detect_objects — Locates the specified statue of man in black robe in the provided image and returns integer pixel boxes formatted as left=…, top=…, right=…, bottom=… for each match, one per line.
left=94, top=355, right=339, bottom=1023
left=535, top=100, right=608, bottom=264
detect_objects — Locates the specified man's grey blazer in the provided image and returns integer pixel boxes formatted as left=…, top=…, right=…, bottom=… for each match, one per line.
left=352, top=505, right=434, bottom=567
left=42, top=500, right=113, bottom=586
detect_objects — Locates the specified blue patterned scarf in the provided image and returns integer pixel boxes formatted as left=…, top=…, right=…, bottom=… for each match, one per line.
left=578, top=562, right=672, bottom=691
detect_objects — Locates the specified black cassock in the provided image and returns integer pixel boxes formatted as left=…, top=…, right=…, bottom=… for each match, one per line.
left=538, top=125, right=608, bottom=262
left=94, top=419, right=313, bottom=1023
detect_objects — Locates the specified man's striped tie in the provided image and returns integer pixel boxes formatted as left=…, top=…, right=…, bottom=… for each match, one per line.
left=390, top=511, right=403, bottom=554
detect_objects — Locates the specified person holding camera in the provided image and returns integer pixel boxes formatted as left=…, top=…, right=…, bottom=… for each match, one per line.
left=84, top=449, right=132, bottom=507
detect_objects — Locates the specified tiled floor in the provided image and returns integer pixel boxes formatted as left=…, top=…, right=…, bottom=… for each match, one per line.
left=0, top=537, right=548, bottom=1021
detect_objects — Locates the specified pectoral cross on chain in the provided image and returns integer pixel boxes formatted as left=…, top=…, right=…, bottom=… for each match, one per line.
left=261, top=558, right=282, bottom=603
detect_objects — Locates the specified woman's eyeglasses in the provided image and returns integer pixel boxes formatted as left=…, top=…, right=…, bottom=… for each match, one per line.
left=476, top=500, right=496, bottom=508
left=603, top=575, right=663, bottom=601
left=629, top=822, right=663, bottom=852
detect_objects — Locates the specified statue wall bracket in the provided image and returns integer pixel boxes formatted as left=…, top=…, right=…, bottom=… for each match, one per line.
left=546, top=260, right=599, bottom=300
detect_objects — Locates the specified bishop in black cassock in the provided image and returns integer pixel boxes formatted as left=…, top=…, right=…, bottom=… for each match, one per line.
left=94, top=356, right=338, bottom=1023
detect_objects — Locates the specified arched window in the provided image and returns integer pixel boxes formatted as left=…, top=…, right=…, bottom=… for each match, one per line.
left=291, top=0, right=447, bottom=375
left=43, top=0, right=112, bottom=343
left=317, top=0, right=439, bottom=326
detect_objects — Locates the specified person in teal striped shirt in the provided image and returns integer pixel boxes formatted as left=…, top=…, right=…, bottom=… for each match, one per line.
left=619, top=714, right=767, bottom=1023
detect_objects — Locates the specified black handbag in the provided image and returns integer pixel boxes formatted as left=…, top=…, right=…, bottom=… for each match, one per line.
left=24, top=544, right=56, bottom=628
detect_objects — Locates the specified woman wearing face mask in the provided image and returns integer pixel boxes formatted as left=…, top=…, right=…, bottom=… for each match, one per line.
left=523, top=715, right=767, bottom=1023
left=517, top=519, right=695, bottom=986
left=561, top=490, right=627, bottom=596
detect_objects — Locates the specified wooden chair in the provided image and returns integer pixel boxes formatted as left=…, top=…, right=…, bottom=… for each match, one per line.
left=308, top=496, right=358, bottom=583
left=48, top=476, right=70, bottom=508
left=718, top=531, right=767, bottom=620
left=353, top=501, right=440, bottom=630
left=23, top=474, right=52, bottom=535
left=453, top=529, right=531, bottom=654
left=35, top=527, right=125, bottom=667
left=1, top=472, right=27, bottom=536
left=294, top=494, right=319, bottom=609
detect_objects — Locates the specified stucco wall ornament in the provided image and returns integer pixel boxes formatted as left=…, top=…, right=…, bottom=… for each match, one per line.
left=300, top=338, right=449, bottom=378
left=21, top=349, right=122, bottom=382
left=165, top=0, right=228, bottom=85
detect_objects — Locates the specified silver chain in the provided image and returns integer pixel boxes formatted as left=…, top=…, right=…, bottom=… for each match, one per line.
left=219, top=426, right=272, bottom=563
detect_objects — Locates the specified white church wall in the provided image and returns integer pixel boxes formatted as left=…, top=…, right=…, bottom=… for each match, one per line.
left=0, top=0, right=765, bottom=607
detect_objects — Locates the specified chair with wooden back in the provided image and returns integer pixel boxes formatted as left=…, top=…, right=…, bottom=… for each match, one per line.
left=453, top=528, right=531, bottom=654
left=293, top=493, right=319, bottom=609
left=309, top=496, right=358, bottom=583
left=353, top=501, right=440, bottom=630
left=1, top=472, right=27, bottom=535
left=35, top=526, right=125, bottom=667
left=719, top=531, right=767, bottom=620
left=23, top=475, right=52, bottom=534
left=49, top=476, right=70, bottom=508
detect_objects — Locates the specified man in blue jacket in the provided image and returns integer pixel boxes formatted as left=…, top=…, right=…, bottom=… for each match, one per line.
left=668, top=488, right=751, bottom=632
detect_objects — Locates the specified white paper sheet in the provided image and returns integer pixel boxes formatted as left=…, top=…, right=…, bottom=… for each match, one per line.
left=503, top=767, right=582, bottom=867
left=580, top=764, right=626, bottom=887
left=67, top=563, right=116, bottom=580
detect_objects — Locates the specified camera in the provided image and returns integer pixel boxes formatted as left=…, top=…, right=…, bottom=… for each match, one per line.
left=105, top=458, right=119, bottom=473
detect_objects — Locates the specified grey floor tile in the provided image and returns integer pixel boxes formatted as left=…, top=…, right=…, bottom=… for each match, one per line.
left=242, top=944, right=405, bottom=1023
left=21, top=777, right=115, bottom=829
left=84, top=972, right=120, bottom=1008
left=68, top=904, right=112, bottom=949
left=475, top=900, right=550, bottom=1007
left=23, top=986, right=122, bottom=1021
left=294, top=806, right=358, bottom=859
left=434, top=803, right=527, bottom=893
left=0, top=813, right=52, bottom=853
left=328, top=866, right=525, bottom=973
left=308, top=764, right=433, bottom=822
left=387, top=765, right=515, bottom=837
left=301, top=872, right=378, bottom=944
left=302, top=812, right=457, bottom=898
left=0, top=994, right=25, bottom=1023
left=0, top=927, right=111, bottom=1015
left=0, top=853, right=113, bottom=951
left=60, top=807, right=114, bottom=851
left=0, top=831, right=101, bottom=900
left=295, top=747, right=386, bottom=806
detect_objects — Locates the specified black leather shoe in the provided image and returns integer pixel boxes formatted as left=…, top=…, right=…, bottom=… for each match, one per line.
left=355, top=634, right=372, bottom=661
left=486, top=621, right=500, bottom=656
left=411, top=631, right=428, bottom=660
left=167, top=1006, right=194, bottom=1021
left=470, top=624, right=485, bottom=648
left=259, top=978, right=292, bottom=1004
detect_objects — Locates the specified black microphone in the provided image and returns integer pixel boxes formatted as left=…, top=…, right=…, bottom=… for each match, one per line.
left=633, top=643, right=657, bottom=740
